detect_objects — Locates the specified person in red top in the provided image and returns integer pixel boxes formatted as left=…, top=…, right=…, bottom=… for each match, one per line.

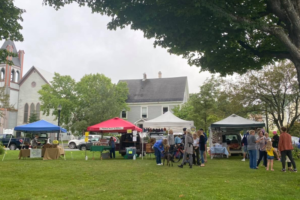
left=278, top=127, right=297, bottom=172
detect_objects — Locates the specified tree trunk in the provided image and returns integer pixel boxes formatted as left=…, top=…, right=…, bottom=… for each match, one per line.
left=292, top=59, right=300, bottom=89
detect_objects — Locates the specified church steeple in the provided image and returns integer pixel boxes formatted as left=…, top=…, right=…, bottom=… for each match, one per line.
left=0, top=40, right=25, bottom=85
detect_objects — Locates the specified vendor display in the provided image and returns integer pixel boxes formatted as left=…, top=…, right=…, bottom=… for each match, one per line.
left=19, top=144, right=65, bottom=160
left=90, top=145, right=111, bottom=160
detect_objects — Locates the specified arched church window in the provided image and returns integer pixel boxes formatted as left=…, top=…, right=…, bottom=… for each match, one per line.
left=36, top=103, right=40, bottom=120
left=11, top=69, right=15, bottom=82
left=24, top=103, right=29, bottom=123
left=0, top=68, right=5, bottom=80
left=30, top=103, right=35, bottom=116
left=15, top=71, right=20, bottom=82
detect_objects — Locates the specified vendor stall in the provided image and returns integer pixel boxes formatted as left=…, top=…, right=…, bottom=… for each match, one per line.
left=143, top=111, right=194, bottom=133
left=209, top=114, right=265, bottom=159
left=10, top=120, right=67, bottom=161
left=87, top=117, right=143, bottom=158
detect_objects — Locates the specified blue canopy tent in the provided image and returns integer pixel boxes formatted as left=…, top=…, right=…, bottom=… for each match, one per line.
left=14, top=120, right=67, bottom=133
left=6, top=120, right=68, bottom=161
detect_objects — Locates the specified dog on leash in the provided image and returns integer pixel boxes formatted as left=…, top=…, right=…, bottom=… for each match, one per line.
left=163, top=145, right=174, bottom=167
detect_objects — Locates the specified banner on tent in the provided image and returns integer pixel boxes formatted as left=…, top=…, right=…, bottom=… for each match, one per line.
left=100, top=127, right=124, bottom=130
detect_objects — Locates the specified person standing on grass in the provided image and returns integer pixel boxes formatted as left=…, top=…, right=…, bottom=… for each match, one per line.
left=257, top=131, right=267, bottom=169
left=178, top=129, right=194, bottom=169
left=175, top=135, right=182, bottom=147
left=247, top=130, right=262, bottom=169
left=241, top=131, right=249, bottom=161
left=198, top=130, right=206, bottom=167
left=109, top=137, right=116, bottom=159
left=192, top=133, right=200, bottom=166
left=199, top=129, right=208, bottom=163
left=272, top=131, right=280, bottom=161
left=278, top=127, right=297, bottom=172
left=153, top=139, right=168, bottom=165
left=168, top=130, right=175, bottom=152
left=266, top=141, right=275, bottom=171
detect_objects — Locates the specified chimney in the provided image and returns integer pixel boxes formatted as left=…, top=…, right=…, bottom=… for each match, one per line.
left=158, top=71, right=162, bottom=78
left=143, top=73, right=147, bottom=81
left=18, top=50, right=25, bottom=79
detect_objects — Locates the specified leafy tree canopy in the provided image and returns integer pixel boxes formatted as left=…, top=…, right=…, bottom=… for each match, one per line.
left=38, top=73, right=129, bottom=134
left=29, top=112, right=39, bottom=123
left=0, top=0, right=24, bottom=64
left=44, top=0, right=300, bottom=86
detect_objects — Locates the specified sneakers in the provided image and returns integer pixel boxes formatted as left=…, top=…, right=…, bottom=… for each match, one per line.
left=281, top=169, right=286, bottom=172
left=294, top=169, right=297, bottom=172
left=157, top=163, right=163, bottom=165
left=178, top=165, right=183, bottom=168
left=241, top=158, right=245, bottom=161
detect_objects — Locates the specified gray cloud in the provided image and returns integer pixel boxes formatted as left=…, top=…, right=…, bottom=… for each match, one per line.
left=4, top=0, right=212, bottom=93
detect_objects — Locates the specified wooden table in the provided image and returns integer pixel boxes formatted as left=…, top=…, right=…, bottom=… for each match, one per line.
left=19, top=146, right=65, bottom=160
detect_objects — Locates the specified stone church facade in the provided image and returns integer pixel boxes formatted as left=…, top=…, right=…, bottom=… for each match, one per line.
left=0, top=40, right=56, bottom=133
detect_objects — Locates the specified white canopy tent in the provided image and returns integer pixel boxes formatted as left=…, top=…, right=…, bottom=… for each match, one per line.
left=143, top=111, right=194, bottom=133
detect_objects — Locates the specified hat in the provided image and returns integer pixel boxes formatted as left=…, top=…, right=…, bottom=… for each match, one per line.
left=273, top=131, right=277, bottom=134
left=199, top=128, right=204, bottom=131
left=183, top=128, right=187, bottom=131
left=186, top=129, right=191, bottom=133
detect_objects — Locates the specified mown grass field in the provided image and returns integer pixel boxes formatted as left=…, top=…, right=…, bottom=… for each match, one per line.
left=0, top=150, right=299, bottom=200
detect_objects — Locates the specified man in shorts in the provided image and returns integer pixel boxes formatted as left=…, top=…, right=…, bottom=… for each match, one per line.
left=272, top=131, right=280, bottom=160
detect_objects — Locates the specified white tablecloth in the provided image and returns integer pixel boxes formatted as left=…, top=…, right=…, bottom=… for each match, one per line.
left=210, top=147, right=229, bottom=158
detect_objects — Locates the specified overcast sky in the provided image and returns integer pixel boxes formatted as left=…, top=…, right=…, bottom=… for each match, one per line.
left=2, top=0, right=213, bottom=93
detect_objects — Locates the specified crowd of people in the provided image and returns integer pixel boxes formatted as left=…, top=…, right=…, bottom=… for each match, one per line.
left=244, top=127, right=297, bottom=172
left=153, top=128, right=208, bottom=169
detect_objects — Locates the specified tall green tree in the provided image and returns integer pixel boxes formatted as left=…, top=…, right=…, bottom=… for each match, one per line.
left=233, top=61, right=300, bottom=132
left=44, top=0, right=300, bottom=88
left=0, top=0, right=24, bottom=64
left=38, top=73, right=129, bottom=134
left=29, top=112, right=39, bottom=123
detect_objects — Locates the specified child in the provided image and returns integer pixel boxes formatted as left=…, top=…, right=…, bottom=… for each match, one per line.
left=266, top=141, right=275, bottom=171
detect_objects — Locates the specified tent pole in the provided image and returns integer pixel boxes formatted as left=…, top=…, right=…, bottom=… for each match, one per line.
left=2, top=134, right=13, bottom=161
left=60, top=129, right=66, bottom=160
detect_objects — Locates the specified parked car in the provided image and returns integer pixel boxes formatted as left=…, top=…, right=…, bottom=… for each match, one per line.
left=68, top=135, right=100, bottom=149
left=0, top=134, right=30, bottom=150
left=77, top=136, right=119, bottom=151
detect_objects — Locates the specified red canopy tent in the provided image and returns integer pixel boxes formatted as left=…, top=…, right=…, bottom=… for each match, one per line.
left=87, top=117, right=142, bottom=133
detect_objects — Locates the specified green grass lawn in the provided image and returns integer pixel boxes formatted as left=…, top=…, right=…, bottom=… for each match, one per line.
left=0, top=150, right=299, bottom=200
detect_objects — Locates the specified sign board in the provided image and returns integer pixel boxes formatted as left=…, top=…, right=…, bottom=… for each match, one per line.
left=191, top=126, right=196, bottom=134
left=133, top=131, right=137, bottom=136
left=100, top=127, right=124, bottom=130
left=85, top=132, right=89, bottom=136
left=127, top=129, right=132, bottom=134
left=85, top=136, right=89, bottom=142
left=133, top=136, right=137, bottom=142
left=30, top=149, right=42, bottom=158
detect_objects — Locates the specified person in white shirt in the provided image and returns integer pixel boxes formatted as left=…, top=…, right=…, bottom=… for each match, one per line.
left=192, top=133, right=200, bottom=166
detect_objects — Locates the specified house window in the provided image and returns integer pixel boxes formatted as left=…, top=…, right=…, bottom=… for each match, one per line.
left=0, top=68, right=5, bottom=80
left=141, top=107, right=148, bottom=118
left=24, top=103, right=28, bottom=123
left=121, top=110, right=127, bottom=119
left=163, top=106, right=169, bottom=114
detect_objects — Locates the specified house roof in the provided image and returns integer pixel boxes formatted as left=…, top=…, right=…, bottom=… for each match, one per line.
left=19, top=66, right=54, bottom=86
left=0, top=40, right=21, bottom=66
left=119, top=76, right=187, bottom=103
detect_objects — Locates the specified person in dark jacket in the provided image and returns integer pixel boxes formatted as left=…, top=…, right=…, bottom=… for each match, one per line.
left=181, top=128, right=187, bottom=145
left=109, top=137, right=116, bottom=159
left=198, top=130, right=206, bottom=167
left=272, top=131, right=280, bottom=160
left=241, top=132, right=249, bottom=161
